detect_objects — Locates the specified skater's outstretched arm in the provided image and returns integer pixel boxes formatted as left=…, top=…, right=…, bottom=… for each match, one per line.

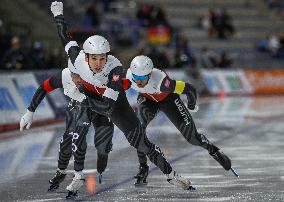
left=50, top=1, right=80, bottom=64
left=20, top=72, right=63, bottom=131
left=160, top=76, right=197, bottom=110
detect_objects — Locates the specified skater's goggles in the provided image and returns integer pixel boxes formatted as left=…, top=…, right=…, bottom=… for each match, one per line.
left=132, top=74, right=149, bottom=81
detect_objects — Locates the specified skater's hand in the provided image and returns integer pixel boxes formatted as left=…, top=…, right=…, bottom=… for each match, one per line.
left=50, top=1, right=63, bottom=17
left=137, top=94, right=146, bottom=105
left=20, top=109, right=34, bottom=131
left=186, top=93, right=196, bottom=108
left=187, top=92, right=199, bottom=112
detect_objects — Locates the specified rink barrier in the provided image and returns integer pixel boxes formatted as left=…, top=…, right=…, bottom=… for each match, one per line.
left=200, top=69, right=284, bottom=96
left=244, top=69, right=284, bottom=95
left=0, top=71, right=65, bottom=133
left=200, top=69, right=252, bottom=96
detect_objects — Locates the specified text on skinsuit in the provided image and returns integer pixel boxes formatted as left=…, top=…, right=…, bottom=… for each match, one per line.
left=174, top=98, right=190, bottom=125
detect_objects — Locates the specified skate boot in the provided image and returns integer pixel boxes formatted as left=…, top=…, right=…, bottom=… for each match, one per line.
left=167, top=171, right=196, bottom=190
left=48, top=169, right=66, bottom=191
left=209, top=145, right=239, bottom=177
left=134, top=163, right=149, bottom=186
left=66, top=171, right=85, bottom=199
left=209, top=146, right=231, bottom=171
left=97, top=154, right=108, bottom=184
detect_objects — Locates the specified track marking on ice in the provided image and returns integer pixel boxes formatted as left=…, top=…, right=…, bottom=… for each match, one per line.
left=39, top=169, right=102, bottom=174
left=184, top=174, right=223, bottom=179
left=20, top=198, right=65, bottom=202
left=194, top=197, right=233, bottom=201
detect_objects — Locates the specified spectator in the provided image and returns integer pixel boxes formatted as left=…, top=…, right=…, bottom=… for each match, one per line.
left=200, top=47, right=219, bottom=68
left=1, top=36, right=28, bottom=70
left=198, top=9, right=217, bottom=37
left=257, top=34, right=270, bottom=52
left=28, top=41, right=47, bottom=70
left=208, top=9, right=218, bottom=37
left=215, top=9, right=235, bottom=39
left=218, top=51, right=233, bottom=68
left=147, top=46, right=171, bottom=69
left=149, top=5, right=169, bottom=26
left=146, top=5, right=172, bottom=46
left=268, top=34, right=280, bottom=56
left=136, top=3, right=153, bottom=26
left=82, top=4, right=100, bottom=28
left=47, top=47, right=66, bottom=69
left=174, top=32, right=196, bottom=68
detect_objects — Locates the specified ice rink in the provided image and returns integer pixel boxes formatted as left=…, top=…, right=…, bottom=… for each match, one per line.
left=0, top=96, right=284, bottom=202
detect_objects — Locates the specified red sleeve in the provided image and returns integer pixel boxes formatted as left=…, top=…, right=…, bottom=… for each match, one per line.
left=82, top=80, right=106, bottom=95
left=82, top=80, right=97, bottom=93
left=43, top=79, right=54, bottom=92
left=121, top=78, right=131, bottom=90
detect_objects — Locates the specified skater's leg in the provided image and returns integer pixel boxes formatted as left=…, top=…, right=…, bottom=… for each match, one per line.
left=58, top=131, right=72, bottom=170
left=161, top=95, right=231, bottom=170
left=110, top=93, right=172, bottom=175
left=136, top=99, right=158, bottom=165
left=49, top=99, right=77, bottom=191
left=93, top=114, right=114, bottom=175
left=48, top=131, right=71, bottom=191
left=134, top=99, right=158, bottom=185
left=66, top=103, right=90, bottom=195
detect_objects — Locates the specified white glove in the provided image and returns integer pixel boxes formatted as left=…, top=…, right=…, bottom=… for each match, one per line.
left=50, top=1, right=63, bottom=17
left=188, top=105, right=199, bottom=113
left=20, top=109, right=34, bottom=131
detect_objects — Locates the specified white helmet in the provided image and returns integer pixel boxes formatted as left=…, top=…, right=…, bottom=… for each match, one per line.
left=83, top=35, right=110, bottom=54
left=130, top=55, right=153, bottom=76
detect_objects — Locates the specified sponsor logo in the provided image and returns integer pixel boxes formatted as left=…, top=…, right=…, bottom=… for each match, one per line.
left=71, top=132, right=79, bottom=152
left=174, top=98, right=190, bottom=125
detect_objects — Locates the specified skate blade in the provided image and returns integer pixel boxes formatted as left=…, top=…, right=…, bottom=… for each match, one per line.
left=99, top=174, right=103, bottom=184
left=230, top=167, right=239, bottom=178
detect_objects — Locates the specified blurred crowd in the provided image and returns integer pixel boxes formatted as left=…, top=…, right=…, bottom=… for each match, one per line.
left=254, top=0, right=284, bottom=58
left=197, top=8, right=235, bottom=40
left=0, top=34, right=65, bottom=71
left=0, top=1, right=237, bottom=71
left=257, top=32, right=284, bottom=58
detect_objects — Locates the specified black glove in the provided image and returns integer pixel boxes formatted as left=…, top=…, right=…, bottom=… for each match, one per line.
left=137, top=94, right=146, bottom=105
left=186, top=92, right=196, bottom=110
